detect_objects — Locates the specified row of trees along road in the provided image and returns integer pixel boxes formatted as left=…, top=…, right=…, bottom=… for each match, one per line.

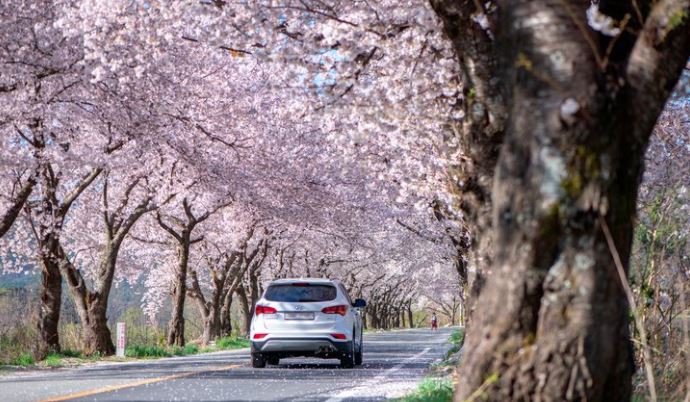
left=0, top=0, right=457, bottom=358
left=0, top=1, right=688, bottom=401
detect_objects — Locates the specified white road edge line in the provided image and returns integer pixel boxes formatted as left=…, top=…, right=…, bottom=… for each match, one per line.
left=324, top=347, right=432, bottom=402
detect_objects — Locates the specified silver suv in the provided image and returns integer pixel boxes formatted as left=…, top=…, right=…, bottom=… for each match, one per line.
left=249, top=278, right=366, bottom=368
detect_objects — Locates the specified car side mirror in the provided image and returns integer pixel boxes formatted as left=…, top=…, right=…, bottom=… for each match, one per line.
left=353, top=299, right=366, bottom=308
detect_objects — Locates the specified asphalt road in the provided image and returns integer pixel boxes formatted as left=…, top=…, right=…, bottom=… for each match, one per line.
left=1, top=327, right=454, bottom=402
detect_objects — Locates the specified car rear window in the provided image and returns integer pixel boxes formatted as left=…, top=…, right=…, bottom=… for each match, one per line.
left=264, top=284, right=337, bottom=302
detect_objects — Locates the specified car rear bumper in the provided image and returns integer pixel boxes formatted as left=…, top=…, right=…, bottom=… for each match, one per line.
left=252, top=337, right=349, bottom=357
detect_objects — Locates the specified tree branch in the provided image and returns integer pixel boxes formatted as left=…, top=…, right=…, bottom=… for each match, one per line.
left=156, top=212, right=183, bottom=242
left=0, top=173, right=36, bottom=238
left=59, top=167, right=103, bottom=216
left=627, top=0, right=690, bottom=143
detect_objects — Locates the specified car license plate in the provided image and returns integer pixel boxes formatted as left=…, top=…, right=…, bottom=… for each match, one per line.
left=284, top=312, right=315, bottom=320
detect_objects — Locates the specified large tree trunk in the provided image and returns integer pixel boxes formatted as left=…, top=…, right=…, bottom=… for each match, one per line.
left=63, top=289, right=115, bottom=357
left=248, top=271, right=260, bottom=316
left=208, top=287, right=222, bottom=341
left=201, top=306, right=220, bottom=345
left=193, top=299, right=217, bottom=347
left=60, top=247, right=117, bottom=356
left=34, top=169, right=64, bottom=359
left=368, top=305, right=379, bottom=329
left=454, top=1, right=690, bottom=401
left=407, top=304, right=414, bottom=329
left=167, top=242, right=191, bottom=347
left=220, top=290, right=233, bottom=336
left=168, top=265, right=187, bottom=347
left=236, top=286, right=251, bottom=337
left=189, top=269, right=224, bottom=346
left=430, top=0, right=507, bottom=324
left=36, top=256, right=61, bottom=358
left=81, top=301, right=115, bottom=356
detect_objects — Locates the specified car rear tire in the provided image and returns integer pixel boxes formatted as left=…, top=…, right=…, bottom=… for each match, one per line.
left=252, top=352, right=267, bottom=368
left=355, top=334, right=363, bottom=366
left=340, top=336, right=356, bottom=368
left=266, top=355, right=280, bottom=365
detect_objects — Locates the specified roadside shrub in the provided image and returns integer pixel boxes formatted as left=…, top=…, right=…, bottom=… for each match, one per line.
left=183, top=344, right=199, bottom=355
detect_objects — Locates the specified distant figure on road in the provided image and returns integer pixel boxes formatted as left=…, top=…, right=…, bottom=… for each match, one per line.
left=430, top=313, right=438, bottom=331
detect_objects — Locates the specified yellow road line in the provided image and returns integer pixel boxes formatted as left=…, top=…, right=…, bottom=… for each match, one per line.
left=38, top=364, right=242, bottom=402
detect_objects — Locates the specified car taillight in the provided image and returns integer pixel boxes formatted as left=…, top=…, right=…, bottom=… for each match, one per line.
left=253, top=333, right=268, bottom=340
left=321, top=305, right=348, bottom=316
left=330, top=333, right=346, bottom=340
left=255, top=305, right=277, bottom=315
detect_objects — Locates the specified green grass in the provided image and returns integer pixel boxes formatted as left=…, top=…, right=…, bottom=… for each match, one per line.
left=215, top=336, right=249, bottom=350
left=11, top=353, right=34, bottom=366
left=166, top=344, right=199, bottom=356
left=40, top=350, right=102, bottom=366
left=183, top=344, right=199, bottom=354
left=125, top=345, right=172, bottom=358
left=449, top=329, right=464, bottom=346
left=444, top=328, right=464, bottom=359
left=124, top=337, right=246, bottom=359
left=395, top=378, right=454, bottom=402
left=59, top=349, right=82, bottom=358
left=43, top=354, right=64, bottom=367
left=3, top=336, right=250, bottom=366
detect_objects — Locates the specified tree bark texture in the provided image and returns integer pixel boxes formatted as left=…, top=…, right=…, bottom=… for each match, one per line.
left=36, top=254, right=61, bottom=358
left=220, top=291, right=233, bottom=336
left=450, top=1, right=690, bottom=401
left=168, top=242, right=190, bottom=347
left=407, top=304, right=414, bottom=329
left=430, top=0, right=508, bottom=323
left=236, top=286, right=251, bottom=337
left=34, top=165, right=64, bottom=359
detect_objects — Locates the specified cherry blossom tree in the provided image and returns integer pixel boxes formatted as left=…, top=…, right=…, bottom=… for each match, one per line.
left=56, top=150, right=177, bottom=355
left=187, top=209, right=262, bottom=344
left=154, top=193, right=232, bottom=347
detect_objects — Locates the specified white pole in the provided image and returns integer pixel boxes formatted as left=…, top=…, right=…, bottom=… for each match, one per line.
left=116, top=322, right=126, bottom=357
